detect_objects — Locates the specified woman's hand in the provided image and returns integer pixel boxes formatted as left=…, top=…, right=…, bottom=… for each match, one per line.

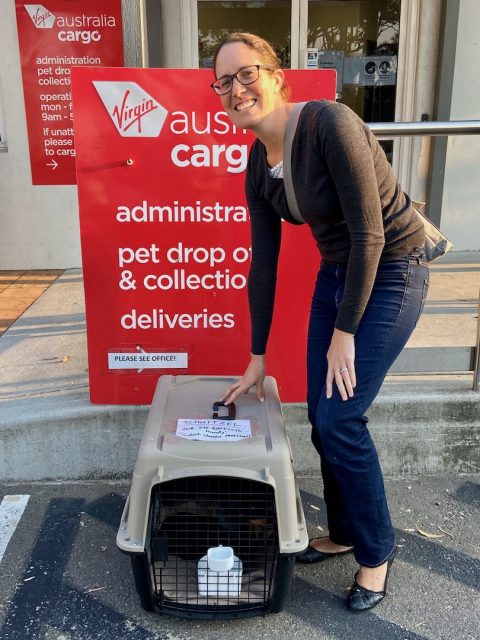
left=221, top=354, right=266, bottom=405
left=326, top=328, right=356, bottom=400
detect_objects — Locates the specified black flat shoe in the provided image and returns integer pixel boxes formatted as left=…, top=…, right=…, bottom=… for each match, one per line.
left=296, top=538, right=354, bottom=564
left=346, top=553, right=395, bottom=612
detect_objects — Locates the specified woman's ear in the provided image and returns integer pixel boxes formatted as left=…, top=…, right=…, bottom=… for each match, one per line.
left=274, top=68, right=285, bottom=94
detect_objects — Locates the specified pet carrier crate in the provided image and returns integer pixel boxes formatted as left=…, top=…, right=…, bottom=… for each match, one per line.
left=117, top=375, right=308, bottom=619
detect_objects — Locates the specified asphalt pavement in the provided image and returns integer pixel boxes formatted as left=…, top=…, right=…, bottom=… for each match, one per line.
left=0, top=475, right=478, bottom=640
left=0, top=253, right=479, bottom=638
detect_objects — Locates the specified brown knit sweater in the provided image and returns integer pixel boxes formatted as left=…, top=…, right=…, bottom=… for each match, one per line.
left=245, top=100, right=425, bottom=354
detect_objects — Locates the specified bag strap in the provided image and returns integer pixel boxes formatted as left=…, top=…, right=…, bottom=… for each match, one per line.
left=283, top=101, right=307, bottom=223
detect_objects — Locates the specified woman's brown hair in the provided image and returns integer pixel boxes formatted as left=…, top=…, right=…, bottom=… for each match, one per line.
left=213, top=32, right=291, bottom=101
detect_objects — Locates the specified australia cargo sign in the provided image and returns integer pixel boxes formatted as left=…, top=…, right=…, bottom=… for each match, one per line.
left=15, top=1, right=123, bottom=185
left=72, top=68, right=335, bottom=404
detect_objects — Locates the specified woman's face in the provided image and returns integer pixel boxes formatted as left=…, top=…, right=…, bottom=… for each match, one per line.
left=214, top=42, right=285, bottom=130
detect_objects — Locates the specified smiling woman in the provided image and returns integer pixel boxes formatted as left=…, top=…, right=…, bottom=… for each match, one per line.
left=212, top=33, right=289, bottom=162
left=211, top=31, right=430, bottom=615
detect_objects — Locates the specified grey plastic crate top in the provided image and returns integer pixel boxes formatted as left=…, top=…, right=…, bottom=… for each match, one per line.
left=117, top=375, right=308, bottom=556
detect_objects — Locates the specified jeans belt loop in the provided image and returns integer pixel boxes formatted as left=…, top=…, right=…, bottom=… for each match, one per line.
left=411, top=248, right=424, bottom=264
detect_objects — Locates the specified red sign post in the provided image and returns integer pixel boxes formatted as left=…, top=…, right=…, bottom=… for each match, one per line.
left=15, top=0, right=123, bottom=185
left=72, top=68, right=335, bottom=404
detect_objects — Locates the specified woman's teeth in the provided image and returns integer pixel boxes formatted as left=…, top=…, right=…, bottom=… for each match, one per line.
left=235, top=99, right=256, bottom=111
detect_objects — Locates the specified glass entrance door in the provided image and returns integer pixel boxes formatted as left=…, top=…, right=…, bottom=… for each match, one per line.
left=304, top=0, right=401, bottom=159
left=195, top=1, right=400, bottom=158
left=197, top=1, right=296, bottom=69
left=189, top=0, right=433, bottom=192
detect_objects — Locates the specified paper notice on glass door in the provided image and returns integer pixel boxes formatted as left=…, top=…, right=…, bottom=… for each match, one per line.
left=318, top=50, right=344, bottom=92
left=343, top=56, right=397, bottom=86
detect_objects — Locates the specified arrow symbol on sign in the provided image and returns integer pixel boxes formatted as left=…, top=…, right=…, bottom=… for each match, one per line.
left=46, top=159, right=58, bottom=170
left=136, top=345, right=146, bottom=373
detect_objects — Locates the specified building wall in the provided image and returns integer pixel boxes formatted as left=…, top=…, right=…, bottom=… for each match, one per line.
left=0, top=0, right=78, bottom=269
left=0, top=0, right=144, bottom=269
left=159, top=0, right=184, bottom=68
left=0, top=0, right=478, bottom=269
left=441, top=0, right=480, bottom=250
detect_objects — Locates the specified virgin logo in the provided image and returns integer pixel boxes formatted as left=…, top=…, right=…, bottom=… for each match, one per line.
left=112, top=90, right=158, bottom=134
left=93, top=81, right=168, bottom=137
left=25, top=4, right=56, bottom=28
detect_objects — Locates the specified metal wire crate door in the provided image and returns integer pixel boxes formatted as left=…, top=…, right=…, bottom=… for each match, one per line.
left=149, top=476, right=280, bottom=614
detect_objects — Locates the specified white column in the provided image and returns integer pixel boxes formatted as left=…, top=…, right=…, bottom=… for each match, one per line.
left=393, top=0, right=442, bottom=201
left=441, top=0, right=480, bottom=250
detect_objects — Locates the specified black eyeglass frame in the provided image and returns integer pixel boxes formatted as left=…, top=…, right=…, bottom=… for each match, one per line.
left=210, top=64, right=276, bottom=95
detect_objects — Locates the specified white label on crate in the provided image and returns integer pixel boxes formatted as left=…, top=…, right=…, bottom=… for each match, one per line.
left=176, top=419, right=252, bottom=441
left=107, top=352, right=187, bottom=369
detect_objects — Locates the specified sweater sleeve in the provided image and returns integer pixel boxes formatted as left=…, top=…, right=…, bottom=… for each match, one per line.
left=245, top=153, right=282, bottom=355
left=319, top=103, right=385, bottom=334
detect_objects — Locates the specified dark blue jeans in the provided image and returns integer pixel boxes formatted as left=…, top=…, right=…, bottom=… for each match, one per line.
left=307, top=252, right=429, bottom=567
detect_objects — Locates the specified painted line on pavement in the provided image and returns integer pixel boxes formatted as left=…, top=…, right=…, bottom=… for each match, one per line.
left=0, top=495, right=30, bottom=562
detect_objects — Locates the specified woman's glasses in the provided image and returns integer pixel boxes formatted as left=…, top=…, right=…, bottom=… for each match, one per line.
left=211, top=65, right=275, bottom=95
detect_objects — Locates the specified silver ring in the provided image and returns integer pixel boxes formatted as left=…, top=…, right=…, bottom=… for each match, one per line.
left=340, top=367, right=349, bottom=374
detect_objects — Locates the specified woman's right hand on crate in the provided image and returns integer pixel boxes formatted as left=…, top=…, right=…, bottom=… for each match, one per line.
left=221, top=354, right=266, bottom=405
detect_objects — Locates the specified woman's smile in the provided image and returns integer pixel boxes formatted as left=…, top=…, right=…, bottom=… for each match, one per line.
left=234, top=98, right=257, bottom=112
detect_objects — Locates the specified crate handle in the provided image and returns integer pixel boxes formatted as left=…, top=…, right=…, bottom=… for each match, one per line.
left=212, top=401, right=236, bottom=420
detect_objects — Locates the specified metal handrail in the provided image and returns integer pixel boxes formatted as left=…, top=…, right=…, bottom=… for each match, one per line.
left=369, top=119, right=480, bottom=391
left=369, top=120, right=480, bottom=137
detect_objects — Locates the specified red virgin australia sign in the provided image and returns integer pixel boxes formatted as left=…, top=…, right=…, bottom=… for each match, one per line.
left=72, top=67, right=336, bottom=404
left=15, top=0, right=124, bottom=185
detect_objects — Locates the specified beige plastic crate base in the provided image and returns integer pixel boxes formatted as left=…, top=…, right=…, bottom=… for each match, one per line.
left=118, top=375, right=308, bottom=617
